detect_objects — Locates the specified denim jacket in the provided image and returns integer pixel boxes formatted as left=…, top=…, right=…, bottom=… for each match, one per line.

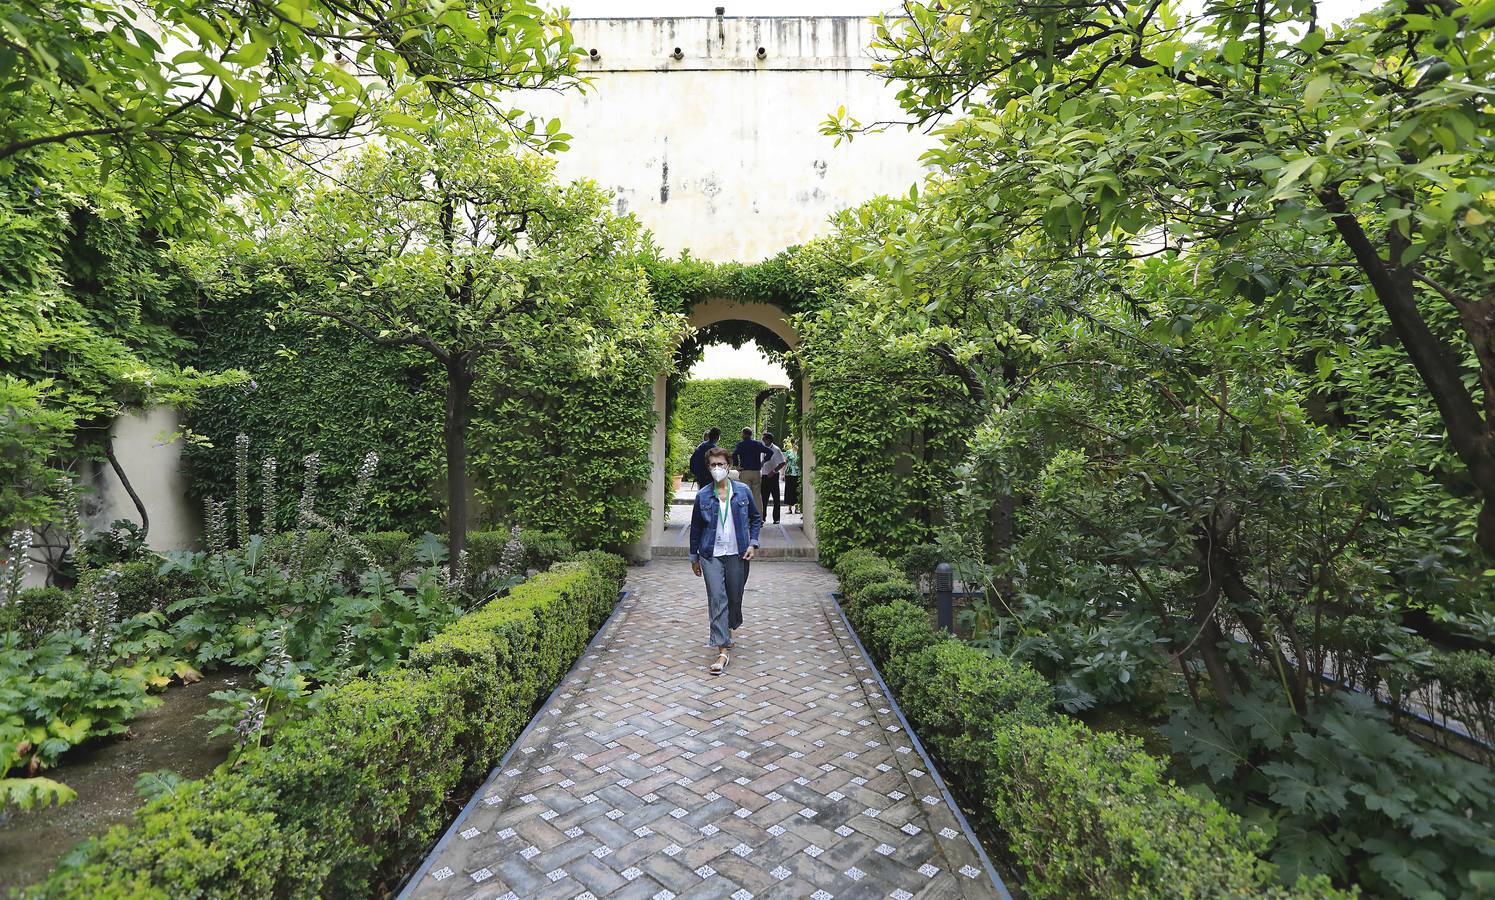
left=689, top=480, right=763, bottom=563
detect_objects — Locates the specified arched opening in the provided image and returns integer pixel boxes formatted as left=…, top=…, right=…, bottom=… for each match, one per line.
left=631, top=297, right=817, bottom=561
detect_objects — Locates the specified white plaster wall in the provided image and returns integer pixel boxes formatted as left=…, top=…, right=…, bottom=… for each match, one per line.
left=528, top=15, right=933, bottom=262
left=89, top=407, right=199, bottom=552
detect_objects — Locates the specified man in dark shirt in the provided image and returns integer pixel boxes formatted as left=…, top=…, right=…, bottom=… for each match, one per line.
left=689, top=427, right=721, bottom=487
left=732, top=427, right=770, bottom=516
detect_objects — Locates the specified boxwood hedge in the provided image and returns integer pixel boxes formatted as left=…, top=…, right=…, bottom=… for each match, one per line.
left=28, top=551, right=626, bottom=899
left=832, top=549, right=1339, bottom=899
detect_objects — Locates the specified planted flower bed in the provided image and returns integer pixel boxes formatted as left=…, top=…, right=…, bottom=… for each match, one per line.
left=21, top=549, right=625, bottom=898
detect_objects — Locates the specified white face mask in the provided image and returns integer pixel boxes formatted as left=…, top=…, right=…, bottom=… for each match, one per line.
left=710, top=465, right=728, bottom=482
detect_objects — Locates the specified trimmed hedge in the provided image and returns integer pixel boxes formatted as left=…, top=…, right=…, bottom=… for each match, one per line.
left=30, top=551, right=626, bottom=899
left=834, top=549, right=1331, bottom=899
left=0, top=587, right=71, bottom=645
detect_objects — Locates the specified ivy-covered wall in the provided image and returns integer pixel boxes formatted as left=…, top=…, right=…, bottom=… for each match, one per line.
left=675, top=378, right=770, bottom=462
left=185, top=276, right=658, bottom=551
left=646, top=246, right=973, bottom=558
left=799, top=320, right=973, bottom=562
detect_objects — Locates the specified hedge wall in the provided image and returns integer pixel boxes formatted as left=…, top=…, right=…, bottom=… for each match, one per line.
left=832, top=551, right=1341, bottom=899
left=29, top=551, right=625, bottom=899
left=184, top=271, right=658, bottom=551
left=675, top=377, right=769, bottom=460
left=798, top=310, right=975, bottom=564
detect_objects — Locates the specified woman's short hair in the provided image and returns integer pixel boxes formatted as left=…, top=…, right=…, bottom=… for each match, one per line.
left=706, top=446, right=731, bottom=465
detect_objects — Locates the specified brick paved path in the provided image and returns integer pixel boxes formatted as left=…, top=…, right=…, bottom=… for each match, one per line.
left=403, top=560, right=1006, bottom=900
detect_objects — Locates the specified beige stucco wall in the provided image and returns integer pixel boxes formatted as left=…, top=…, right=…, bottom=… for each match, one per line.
left=528, top=15, right=933, bottom=262
left=89, top=406, right=200, bottom=552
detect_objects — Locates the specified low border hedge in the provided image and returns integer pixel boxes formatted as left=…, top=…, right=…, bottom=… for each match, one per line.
left=28, top=551, right=627, bottom=899
left=835, top=549, right=1336, bottom=899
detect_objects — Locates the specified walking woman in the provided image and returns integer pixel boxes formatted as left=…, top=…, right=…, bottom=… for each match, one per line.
left=690, top=446, right=762, bottom=675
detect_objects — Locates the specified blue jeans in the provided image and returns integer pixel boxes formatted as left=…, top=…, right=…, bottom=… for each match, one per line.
left=700, top=553, right=748, bottom=647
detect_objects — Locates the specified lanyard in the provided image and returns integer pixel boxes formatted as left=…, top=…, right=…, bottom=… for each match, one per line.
left=717, top=483, right=731, bottom=534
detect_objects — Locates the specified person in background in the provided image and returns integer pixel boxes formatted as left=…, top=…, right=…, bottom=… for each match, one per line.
left=689, top=426, right=721, bottom=488
left=761, top=432, right=786, bottom=525
left=690, top=446, right=761, bottom=675
left=731, top=427, right=769, bottom=516
left=784, top=440, right=801, bottom=515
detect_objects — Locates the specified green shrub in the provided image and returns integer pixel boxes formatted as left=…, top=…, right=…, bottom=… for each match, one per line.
left=1433, top=649, right=1495, bottom=756
left=838, top=558, right=902, bottom=603
left=32, top=552, right=627, bottom=899
left=989, top=720, right=1313, bottom=898
left=409, top=554, right=621, bottom=783
left=896, top=542, right=945, bottom=583
left=462, top=528, right=509, bottom=573
left=358, top=531, right=414, bottom=574
left=851, top=599, right=948, bottom=677
left=262, top=530, right=417, bottom=575
left=0, top=587, right=72, bottom=643
left=836, top=548, right=1312, bottom=898
left=518, top=528, right=575, bottom=570
left=899, top=641, right=1053, bottom=784
left=832, top=547, right=885, bottom=581
left=97, top=560, right=201, bottom=619
left=570, top=549, right=629, bottom=589
left=851, top=577, right=921, bottom=615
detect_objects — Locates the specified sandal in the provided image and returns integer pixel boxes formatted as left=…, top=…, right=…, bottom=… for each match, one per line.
left=709, top=650, right=730, bottom=676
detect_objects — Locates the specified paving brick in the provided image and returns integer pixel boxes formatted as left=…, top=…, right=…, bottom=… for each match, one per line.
left=406, top=561, right=1003, bottom=899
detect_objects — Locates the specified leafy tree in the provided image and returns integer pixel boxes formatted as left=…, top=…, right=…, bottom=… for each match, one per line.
left=219, top=117, right=679, bottom=558
left=829, top=0, right=1495, bottom=556
left=0, top=0, right=582, bottom=221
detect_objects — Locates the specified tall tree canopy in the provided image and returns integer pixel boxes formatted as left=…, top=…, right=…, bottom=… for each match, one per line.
left=829, top=0, right=1495, bottom=555
left=193, top=116, right=682, bottom=558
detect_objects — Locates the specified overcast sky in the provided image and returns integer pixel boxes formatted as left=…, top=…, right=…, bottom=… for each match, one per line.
left=559, top=0, right=1378, bottom=22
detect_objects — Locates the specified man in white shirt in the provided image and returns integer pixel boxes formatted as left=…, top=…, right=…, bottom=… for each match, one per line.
left=761, top=433, right=787, bottom=524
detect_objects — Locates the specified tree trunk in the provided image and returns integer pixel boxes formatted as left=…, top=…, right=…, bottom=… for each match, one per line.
left=444, top=357, right=474, bottom=564
left=104, top=430, right=149, bottom=540
left=1318, top=189, right=1495, bottom=557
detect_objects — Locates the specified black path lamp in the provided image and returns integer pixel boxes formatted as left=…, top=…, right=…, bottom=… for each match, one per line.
left=934, top=563, right=954, bottom=633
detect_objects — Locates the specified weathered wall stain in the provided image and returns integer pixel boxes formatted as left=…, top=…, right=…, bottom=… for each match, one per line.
left=525, top=16, right=934, bottom=262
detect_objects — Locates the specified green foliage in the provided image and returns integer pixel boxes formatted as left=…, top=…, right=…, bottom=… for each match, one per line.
left=642, top=249, right=811, bottom=317
left=674, top=378, right=770, bottom=464
left=0, top=587, right=72, bottom=647
left=839, top=549, right=1297, bottom=898
left=162, top=539, right=460, bottom=685
left=1433, top=650, right=1495, bottom=757
left=0, top=378, right=75, bottom=531
left=1, top=626, right=175, bottom=794
left=182, top=299, right=446, bottom=533
left=896, top=543, right=945, bottom=583
left=517, top=529, right=577, bottom=571
left=0, top=1, right=583, bottom=223
left=1166, top=689, right=1495, bottom=897
left=797, top=291, right=975, bottom=561
left=30, top=552, right=626, bottom=899
left=989, top=720, right=1298, bottom=899
left=182, top=138, right=676, bottom=555
left=86, top=560, right=201, bottom=622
